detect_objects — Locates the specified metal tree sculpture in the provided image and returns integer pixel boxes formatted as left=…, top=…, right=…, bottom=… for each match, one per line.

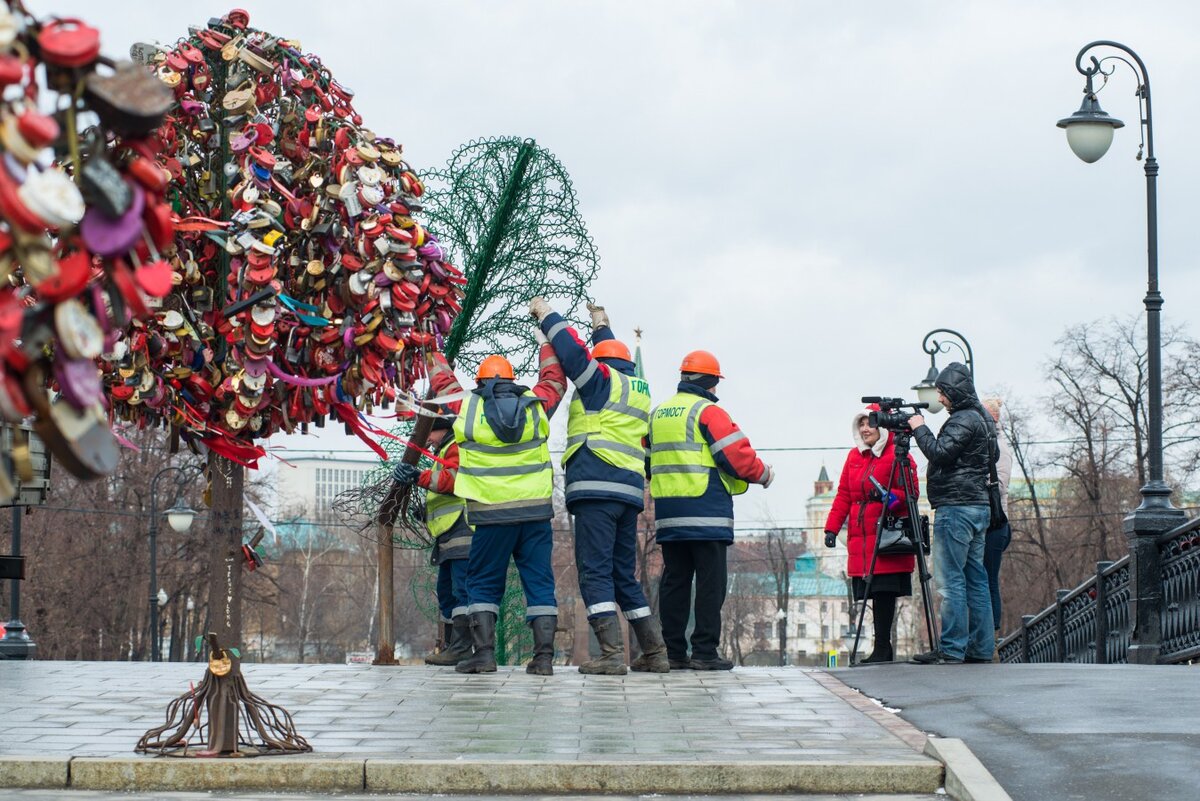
left=132, top=8, right=456, bottom=755
left=363, top=136, right=600, bottom=663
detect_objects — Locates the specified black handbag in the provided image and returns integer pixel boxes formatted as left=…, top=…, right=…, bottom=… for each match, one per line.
left=876, top=515, right=918, bottom=556
left=986, top=423, right=1008, bottom=531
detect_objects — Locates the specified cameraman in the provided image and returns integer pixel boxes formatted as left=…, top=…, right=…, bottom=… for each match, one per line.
left=905, top=362, right=995, bottom=665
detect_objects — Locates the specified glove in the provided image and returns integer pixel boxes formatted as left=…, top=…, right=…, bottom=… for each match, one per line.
left=392, top=462, right=420, bottom=485
left=824, top=531, right=838, bottom=548
left=534, top=325, right=549, bottom=346
left=586, top=301, right=610, bottom=329
left=867, top=486, right=883, bottom=502
left=528, top=296, right=552, bottom=322
left=762, top=464, right=775, bottom=488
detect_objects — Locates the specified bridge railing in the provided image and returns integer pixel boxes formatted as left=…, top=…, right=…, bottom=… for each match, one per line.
left=997, top=515, right=1199, bottom=664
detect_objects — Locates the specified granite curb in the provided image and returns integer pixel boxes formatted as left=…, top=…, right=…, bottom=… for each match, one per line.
left=923, top=738, right=1013, bottom=801
left=0, top=755, right=944, bottom=794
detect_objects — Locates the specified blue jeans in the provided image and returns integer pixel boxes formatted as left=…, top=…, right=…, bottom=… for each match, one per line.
left=573, top=499, right=651, bottom=620
left=984, top=523, right=1011, bottom=631
left=435, top=558, right=469, bottom=621
left=933, top=505, right=993, bottom=660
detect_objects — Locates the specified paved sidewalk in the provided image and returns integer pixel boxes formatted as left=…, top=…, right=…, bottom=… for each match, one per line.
left=0, top=661, right=942, bottom=794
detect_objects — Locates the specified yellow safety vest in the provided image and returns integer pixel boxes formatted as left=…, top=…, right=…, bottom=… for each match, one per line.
left=564, top=370, right=651, bottom=473
left=424, top=438, right=468, bottom=538
left=453, top=390, right=553, bottom=524
left=649, top=392, right=748, bottom=499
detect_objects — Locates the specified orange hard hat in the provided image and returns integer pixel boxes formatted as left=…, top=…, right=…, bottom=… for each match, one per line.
left=476, top=355, right=515, bottom=381
left=679, top=350, right=723, bottom=378
left=592, top=339, right=632, bottom=362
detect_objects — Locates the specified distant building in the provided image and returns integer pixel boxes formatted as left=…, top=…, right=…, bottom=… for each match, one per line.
left=274, top=455, right=379, bottom=517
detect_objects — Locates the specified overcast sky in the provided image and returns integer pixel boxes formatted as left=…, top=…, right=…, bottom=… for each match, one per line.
left=53, top=1, right=1200, bottom=530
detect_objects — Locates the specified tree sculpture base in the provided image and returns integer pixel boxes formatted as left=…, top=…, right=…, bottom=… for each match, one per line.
left=136, top=634, right=310, bottom=757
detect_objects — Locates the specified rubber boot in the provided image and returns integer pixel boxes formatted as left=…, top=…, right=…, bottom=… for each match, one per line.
left=526, top=615, right=556, bottom=676
left=426, top=615, right=472, bottom=666
left=629, top=615, right=670, bottom=673
left=455, top=611, right=497, bottom=674
left=580, top=615, right=628, bottom=675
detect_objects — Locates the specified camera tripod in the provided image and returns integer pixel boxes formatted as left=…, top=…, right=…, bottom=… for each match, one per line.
left=848, top=428, right=939, bottom=665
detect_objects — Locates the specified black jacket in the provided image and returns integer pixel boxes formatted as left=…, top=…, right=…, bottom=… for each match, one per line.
left=912, top=362, right=996, bottom=508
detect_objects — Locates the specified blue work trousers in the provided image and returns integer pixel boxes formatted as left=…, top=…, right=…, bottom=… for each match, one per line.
left=572, top=499, right=651, bottom=620
left=466, top=520, right=557, bottom=620
left=435, top=557, right=469, bottom=621
left=983, top=522, right=1011, bottom=631
left=932, top=505, right=994, bottom=661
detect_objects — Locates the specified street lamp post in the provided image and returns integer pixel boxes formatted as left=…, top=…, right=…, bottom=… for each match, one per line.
left=147, top=465, right=199, bottom=662
left=775, top=607, right=787, bottom=667
left=1057, top=41, right=1186, bottom=663
left=911, top=329, right=974, bottom=413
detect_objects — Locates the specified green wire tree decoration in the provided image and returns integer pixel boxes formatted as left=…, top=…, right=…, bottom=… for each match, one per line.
left=351, top=136, right=599, bottom=664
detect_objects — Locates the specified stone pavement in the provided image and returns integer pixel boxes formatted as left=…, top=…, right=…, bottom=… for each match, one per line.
left=834, top=663, right=1200, bottom=801
left=0, top=661, right=943, bottom=794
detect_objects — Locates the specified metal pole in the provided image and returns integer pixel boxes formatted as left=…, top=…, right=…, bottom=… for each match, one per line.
left=0, top=505, right=35, bottom=659
left=148, top=484, right=160, bottom=662
left=1071, top=41, right=1187, bottom=663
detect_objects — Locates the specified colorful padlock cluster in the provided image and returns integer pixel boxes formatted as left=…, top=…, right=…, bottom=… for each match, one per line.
left=106, top=8, right=464, bottom=465
left=0, top=7, right=177, bottom=492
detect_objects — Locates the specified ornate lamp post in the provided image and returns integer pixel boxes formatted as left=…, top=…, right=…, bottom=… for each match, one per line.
left=1057, top=41, right=1185, bottom=663
left=912, top=329, right=973, bottom=413
left=147, top=465, right=200, bottom=662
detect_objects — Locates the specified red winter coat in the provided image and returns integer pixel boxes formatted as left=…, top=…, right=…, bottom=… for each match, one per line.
left=824, top=418, right=918, bottom=577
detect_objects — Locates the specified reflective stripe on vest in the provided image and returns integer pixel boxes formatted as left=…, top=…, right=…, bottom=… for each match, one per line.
left=563, top=370, right=651, bottom=473
left=424, top=438, right=468, bottom=538
left=452, top=391, right=553, bottom=512
left=648, top=392, right=748, bottom=499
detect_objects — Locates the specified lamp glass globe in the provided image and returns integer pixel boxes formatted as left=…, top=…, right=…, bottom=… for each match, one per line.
left=1065, top=121, right=1116, bottom=163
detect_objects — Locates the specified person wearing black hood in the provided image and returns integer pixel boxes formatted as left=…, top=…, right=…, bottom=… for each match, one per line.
left=906, top=362, right=997, bottom=664
left=533, top=297, right=667, bottom=675
left=423, top=336, right=567, bottom=676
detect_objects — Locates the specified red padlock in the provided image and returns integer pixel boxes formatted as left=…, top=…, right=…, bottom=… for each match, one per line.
left=38, top=18, right=102, bottom=68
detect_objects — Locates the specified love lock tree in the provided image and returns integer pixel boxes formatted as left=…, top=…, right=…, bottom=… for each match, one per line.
left=127, top=8, right=460, bottom=755
left=356, top=136, right=599, bottom=664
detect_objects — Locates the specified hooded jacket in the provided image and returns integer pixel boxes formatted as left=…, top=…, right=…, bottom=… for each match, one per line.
left=824, top=409, right=918, bottom=577
left=911, top=362, right=995, bottom=508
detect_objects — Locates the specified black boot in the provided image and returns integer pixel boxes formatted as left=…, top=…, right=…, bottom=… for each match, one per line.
left=864, top=595, right=896, bottom=663
left=629, top=615, right=669, bottom=673
left=455, top=611, right=497, bottom=674
left=426, top=615, right=472, bottom=666
left=580, top=615, right=628, bottom=675
left=526, top=615, right=556, bottom=676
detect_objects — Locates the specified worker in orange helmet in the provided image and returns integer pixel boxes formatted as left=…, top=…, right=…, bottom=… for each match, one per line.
left=419, top=333, right=567, bottom=675
left=531, top=297, right=666, bottom=675
left=648, top=350, right=774, bottom=670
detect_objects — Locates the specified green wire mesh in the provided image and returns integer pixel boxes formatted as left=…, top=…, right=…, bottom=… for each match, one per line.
left=421, top=136, right=600, bottom=377
left=341, top=136, right=600, bottom=637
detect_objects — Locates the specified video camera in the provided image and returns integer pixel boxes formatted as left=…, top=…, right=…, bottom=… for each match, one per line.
left=861, top=396, right=929, bottom=432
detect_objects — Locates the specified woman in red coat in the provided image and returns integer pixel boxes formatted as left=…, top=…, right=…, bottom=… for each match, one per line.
left=823, top=406, right=918, bottom=663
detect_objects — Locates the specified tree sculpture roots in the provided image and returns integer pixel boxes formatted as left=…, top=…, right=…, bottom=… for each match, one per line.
left=136, top=634, right=310, bottom=757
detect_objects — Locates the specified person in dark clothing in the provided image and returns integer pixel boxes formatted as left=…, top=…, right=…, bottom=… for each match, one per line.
left=648, top=350, right=774, bottom=670
left=906, top=362, right=996, bottom=664
left=532, top=297, right=668, bottom=675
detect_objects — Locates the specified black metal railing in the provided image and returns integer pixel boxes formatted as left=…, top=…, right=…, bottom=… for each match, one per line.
left=998, top=515, right=1200, bottom=664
